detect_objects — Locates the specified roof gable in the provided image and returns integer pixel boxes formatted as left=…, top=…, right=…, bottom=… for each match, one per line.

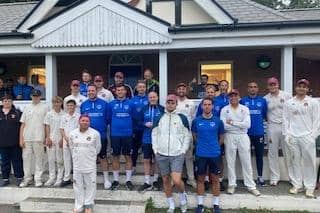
left=31, top=0, right=171, bottom=48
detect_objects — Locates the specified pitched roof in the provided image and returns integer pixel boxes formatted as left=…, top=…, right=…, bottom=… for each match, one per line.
left=214, top=0, right=294, bottom=23
left=0, top=2, right=37, bottom=33
left=280, top=8, right=320, bottom=21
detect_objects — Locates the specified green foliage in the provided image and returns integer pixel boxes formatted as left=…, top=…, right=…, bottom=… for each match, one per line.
left=253, top=0, right=320, bottom=9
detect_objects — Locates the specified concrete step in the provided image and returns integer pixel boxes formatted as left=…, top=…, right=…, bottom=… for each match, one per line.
left=19, top=197, right=145, bottom=213
left=1, top=184, right=320, bottom=212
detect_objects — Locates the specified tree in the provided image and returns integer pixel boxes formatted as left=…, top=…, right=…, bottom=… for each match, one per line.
left=253, top=0, right=320, bottom=9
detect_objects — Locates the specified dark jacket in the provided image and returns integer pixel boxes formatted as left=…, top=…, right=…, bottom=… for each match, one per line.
left=0, top=106, right=21, bottom=148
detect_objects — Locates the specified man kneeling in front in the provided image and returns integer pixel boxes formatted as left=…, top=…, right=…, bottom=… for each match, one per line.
left=69, top=114, right=101, bottom=213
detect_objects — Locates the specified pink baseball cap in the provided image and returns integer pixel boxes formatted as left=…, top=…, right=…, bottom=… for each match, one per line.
left=228, top=89, right=240, bottom=96
left=267, top=77, right=279, bottom=85
left=71, top=80, right=80, bottom=86
left=166, top=94, right=177, bottom=102
left=297, top=79, right=310, bottom=87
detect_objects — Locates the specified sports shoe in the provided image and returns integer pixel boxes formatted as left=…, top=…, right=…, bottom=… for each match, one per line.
left=167, top=208, right=175, bottom=213
left=44, top=179, right=55, bottom=186
left=19, top=179, right=32, bottom=188
left=204, top=181, right=210, bottom=191
left=110, top=181, right=120, bottom=191
left=0, top=179, right=9, bottom=187
left=126, top=181, right=134, bottom=191
left=257, top=177, right=267, bottom=187
left=305, top=189, right=315, bottom=198
left=227, top=186, right=235, bottom=194
left=186, top=179, right=197, bottom=188
left=16, top=178, right=23, bottom=187
left=35, top=181, right=43, bottom=187
left=104, top=180, right=112, bottom=190
left=270, top=181, right=278, bottom=186
left=289, top=186, right=303, bottom=194
left=213, top=205, right=221, bottom=213
left=195, top=205, right=205, bottom=213
left=61, top=179, right=72, bottom=187
left=152, top=181, right=161, bottom=191
left=248, top=188, right=261, bottom=196
left=138, top=183, right=152, bottom=192
left=53, top=180, right=62, bottom=187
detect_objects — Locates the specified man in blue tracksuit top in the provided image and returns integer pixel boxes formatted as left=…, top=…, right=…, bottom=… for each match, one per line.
left=240, top=82, right=267, bottom=186
left=130, top=81, right=149, bottom=172
left=213, top=80, right=230, bottom=117
left=79, top=69, right=92, bottom=97
left=138, top=91, right=164, bottom=192
left=79, top=84, right=111, bottom=189
left=192, top=97, right=225, bottom=213
left=107, top=85, right=134, bottom=191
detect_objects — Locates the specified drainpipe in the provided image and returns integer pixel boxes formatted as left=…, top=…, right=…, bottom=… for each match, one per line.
left=175, top=0, right=181, bottom=26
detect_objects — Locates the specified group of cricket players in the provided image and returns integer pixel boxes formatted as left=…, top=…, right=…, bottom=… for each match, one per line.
left=13, top=70, right=320, bottom=213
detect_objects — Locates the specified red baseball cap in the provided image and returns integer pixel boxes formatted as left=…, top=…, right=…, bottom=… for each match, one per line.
left=297, top=79, right=310, bottom=87
left=267, top=77, right=279, bottom=85
left=114, top=72, right=124, bottom=78
left=228, top=89, right=240, bottom=96
left=166, top=94, right=177, bottom=102
left=94, top=75, right=103, bottom=81
left=71, top=80, right=80, bottom=86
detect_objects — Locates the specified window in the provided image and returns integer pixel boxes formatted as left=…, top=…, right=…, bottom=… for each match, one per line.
left=199, top=61, right=232, bottom=87
left=28, top=65, right=46, bottom=85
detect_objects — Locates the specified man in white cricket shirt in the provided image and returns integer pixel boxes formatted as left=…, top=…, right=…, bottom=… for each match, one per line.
left=220, top=89, right=260, bottom=196
left=64, top=80, right=87, bottom=113
left=283, top=79, right=320, bottom=198
left=264, top=77, right=292, bottom=186
left=69, top=114, right=101, bottom=213
left=19, top=89, right=49, bottom=187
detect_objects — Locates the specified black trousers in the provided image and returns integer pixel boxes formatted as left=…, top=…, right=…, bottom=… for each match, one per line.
left=132, top=130, right=143, bottom=167
left=0, top=146, right=23, bottom=179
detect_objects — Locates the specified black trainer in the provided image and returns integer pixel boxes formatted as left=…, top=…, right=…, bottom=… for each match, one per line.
left=125, top=181, right=134, bottom=191
left=213, top=205, right=221, bottom=213
left=204, top=181, right=210, bottom=191
left=138, top=183, right=152, bottom=192
left=61, top=179, right=72, bottom=187
left=219, top=181, right=225, bottom=191
left=152, top=181, right=161, bottom=191
left=16, top=178, right=23, bottom=187
left=0, top=179, right=9, bottom=187
left=110, top=181, right=120, bottom=191
left=195, top=205, right=204, bottom=213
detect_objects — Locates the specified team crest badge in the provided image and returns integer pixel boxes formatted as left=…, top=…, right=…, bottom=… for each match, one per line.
left=102, top=94, right=106, bottom=97
left=124, top=105, right=129, bottom=110
left=210, top=122, right=215, bottom=127
left=11, top=114, right=16, bottom=119
left=257, top=102, right=262, bottom=107
left=96, top=105, right=102, bottom=110
left=304, top=102, right=308, bottom=107
left=280, top=99, right=284, bottom=103
left=293, top=111, right=298, bottom=115
left=87, top=136, right=91, bottom=141
left=144, top=100, right=148, bottom=105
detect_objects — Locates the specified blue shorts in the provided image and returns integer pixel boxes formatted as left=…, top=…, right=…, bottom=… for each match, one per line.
left=142, top=144, right=154, bottom=159
left=195, top=156, right=222, bottom=176
left=111, top=136, right=132, bottom=156
left=98, top=138, right=108, bottom=159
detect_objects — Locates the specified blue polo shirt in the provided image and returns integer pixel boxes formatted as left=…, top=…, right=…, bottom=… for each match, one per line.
left=107, top=98, right=133, bottom=137
left=240, top=96, right=267, bottom=136
left=80, top=98, right=108, bottom=140
left=130, top=94, right=149, bottom=131
left=191, top=116, right=224, bottom=158
left=214, top=93, right=229, bottom=117
left=80, top=82, right=90, bottom=97
left=141, top=104, right=164, bottom=144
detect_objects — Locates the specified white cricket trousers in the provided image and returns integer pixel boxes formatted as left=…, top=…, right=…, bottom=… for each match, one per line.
left=47, top=142, right=64, bottom=182
left=63, top=140, right=72, bottom=181
left=224, top=133, right=256, bottom=190
left=22, top=141, right=44, bottom=183
left=185, top=142, right=195, bottom=181
left=267, top=123, right=293, bottom=183
left=73, top=171, right=97, bottom=212
left=286, top=134, right=317, bottom=190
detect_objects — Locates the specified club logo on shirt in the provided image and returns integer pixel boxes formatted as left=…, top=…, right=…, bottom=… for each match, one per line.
left=215, top=106, right=220, bottom=111
left=226, top=110, right=229, bottom=113
left=87, top=136, right=91, bottom=141
left=96, top=104, right=102, bottom=110
left=114, top=104, right=119, bottom=109
left=257, top=102, right=262, bottom=107
left=11, top=114, right=16, bottom=119
left=280, top=99, right=285, bottom=103
left=102, top=94, right=106, bottom=97
left=124, top=105, right=129, bottom=110
left=144, top=100, right=148, bottom=105
left=293, top=111, right=299, bottom=115
left=304, top=102, right=308, bottom=107
left=245, top=102, right=250, bottom=106
left=210, top=122, right=215, bottom=127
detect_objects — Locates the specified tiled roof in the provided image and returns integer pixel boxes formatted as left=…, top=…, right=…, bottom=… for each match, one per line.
left=280, top=8, right=320, bottom=21
left=0, top=2, right=37, bottom=33
left=215, top=0, right=294, bottom=23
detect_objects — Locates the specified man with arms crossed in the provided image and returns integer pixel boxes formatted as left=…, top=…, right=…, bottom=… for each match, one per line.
left=192, top=97, right=224, bottom=213
left=152, top=94, right=191, bottom=213
left=220, top=89, right=260, bottom=196
left=283, top=79, right=320, bottom=198
left=264, top=77, right=292, bottom=186
left=69, top=115, right=101, bottom=213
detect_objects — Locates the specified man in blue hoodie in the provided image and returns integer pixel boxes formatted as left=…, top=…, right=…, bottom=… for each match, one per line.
left=108, top=85, right=134, bottom=191
left=240, top=82, right=267, bottom=186
left=130, top=80, right=149, bottom=173
left=79, top=69, right=92, bottom=97
left=80, top=84, right=111, bottom=189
